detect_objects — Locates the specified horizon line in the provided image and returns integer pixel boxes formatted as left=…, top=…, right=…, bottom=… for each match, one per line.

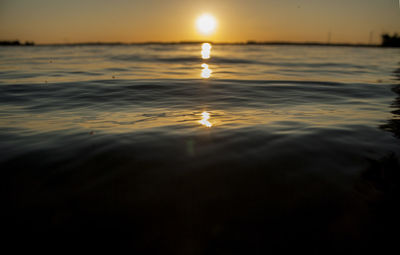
left=0, top=39, right=382, bottom=47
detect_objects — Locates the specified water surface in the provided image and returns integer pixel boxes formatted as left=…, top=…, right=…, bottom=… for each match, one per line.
left=1, top=44, right=400, bottom=254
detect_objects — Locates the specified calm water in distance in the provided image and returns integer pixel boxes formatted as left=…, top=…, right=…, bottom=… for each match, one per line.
left=1, top=44, right=400, bottom=254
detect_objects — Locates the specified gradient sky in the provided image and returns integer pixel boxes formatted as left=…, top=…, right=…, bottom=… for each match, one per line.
left=0, top=0, right=399, bottom=44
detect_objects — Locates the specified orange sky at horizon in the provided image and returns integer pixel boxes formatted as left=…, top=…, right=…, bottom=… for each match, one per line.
left=0, top=0, right=399, bottom=44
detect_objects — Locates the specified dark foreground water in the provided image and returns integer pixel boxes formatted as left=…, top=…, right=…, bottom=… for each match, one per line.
left=1, top=44, right=400, bottom=254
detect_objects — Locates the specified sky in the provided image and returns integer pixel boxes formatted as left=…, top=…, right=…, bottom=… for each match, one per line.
left=0, top=0, right=399, bottom=44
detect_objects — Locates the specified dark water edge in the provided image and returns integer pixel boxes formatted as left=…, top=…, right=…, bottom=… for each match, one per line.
left=2, top=142, right=400, bottom=255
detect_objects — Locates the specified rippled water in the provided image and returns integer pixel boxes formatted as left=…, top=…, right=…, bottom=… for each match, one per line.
left=1, top=44, right=400, bottom=254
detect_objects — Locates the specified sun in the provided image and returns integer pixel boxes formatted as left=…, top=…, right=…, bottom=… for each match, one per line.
left=196, top=14, right=217, bottom=36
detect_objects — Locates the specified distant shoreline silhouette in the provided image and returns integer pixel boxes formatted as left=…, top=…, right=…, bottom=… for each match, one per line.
left=1, top=33, right=399, bottom=47
left=381, top=33, right=400, bottom=47
left=0, top=40, right=34, bottom=46
left=0, top=41, right=381, bottom=47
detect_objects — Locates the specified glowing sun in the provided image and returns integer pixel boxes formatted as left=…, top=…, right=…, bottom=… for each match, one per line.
left=196, top=14, right=217, bottom=35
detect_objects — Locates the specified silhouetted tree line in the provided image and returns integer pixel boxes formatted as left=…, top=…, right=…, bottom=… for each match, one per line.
left=0, top=40, right=34, bottom=46
left=382, top=33, right=400, bottom=47
left=0, top=35, right=399, bottom=47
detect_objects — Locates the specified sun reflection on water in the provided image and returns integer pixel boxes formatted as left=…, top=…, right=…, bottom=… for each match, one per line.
left=201, top=43, right=211, bottom=59
left=199, top=111, right=212, bottom=127
left=201, top=63, right=212, bottom=78
left=200, top=42, right=212, bottom=78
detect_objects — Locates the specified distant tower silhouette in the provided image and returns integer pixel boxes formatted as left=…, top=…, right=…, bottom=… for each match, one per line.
left=369, top=31, right=374, bottom=45
left=327, top=31, right=331, bottom=44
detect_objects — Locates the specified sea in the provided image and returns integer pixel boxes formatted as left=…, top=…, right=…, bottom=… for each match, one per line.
left=1, top=44, right=399, bottom=254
